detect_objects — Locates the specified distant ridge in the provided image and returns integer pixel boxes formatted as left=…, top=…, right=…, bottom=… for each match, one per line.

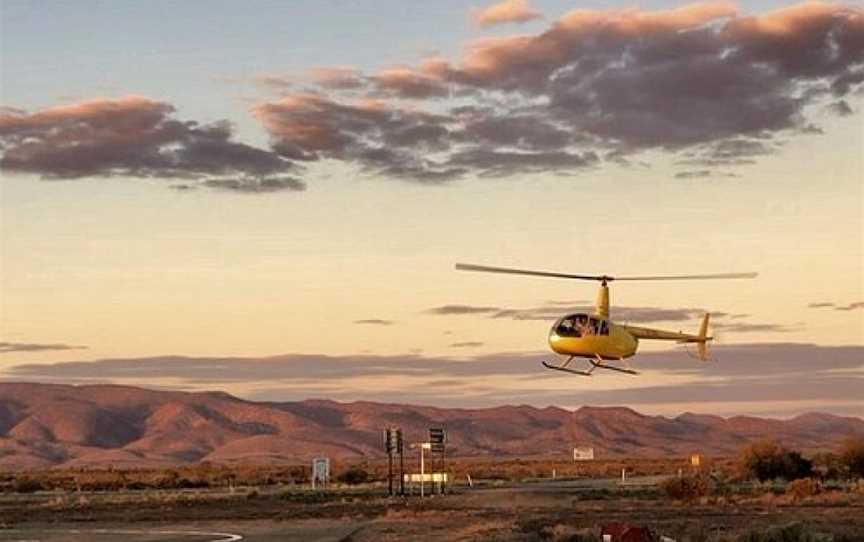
left=1, top=382, right=862, bottom=470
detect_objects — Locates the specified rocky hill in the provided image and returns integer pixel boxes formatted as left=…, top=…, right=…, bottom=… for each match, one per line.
left=1, top=382, right=861, bottom=470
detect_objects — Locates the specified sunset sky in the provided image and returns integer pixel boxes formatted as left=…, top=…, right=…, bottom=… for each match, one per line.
left=1, top=0, right=862, bottom=417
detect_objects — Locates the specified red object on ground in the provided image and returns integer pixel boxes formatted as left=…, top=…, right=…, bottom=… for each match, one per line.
left=601, top=523, right=658, bottom=542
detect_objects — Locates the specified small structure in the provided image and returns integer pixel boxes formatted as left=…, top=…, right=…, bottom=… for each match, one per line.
left=690, top=453, right=702, bottom=467
left=311, top=457, right=330, bottom=489
left=573, top=446, right=595, bottom=461
left=602, top=523, right=658, bottom=542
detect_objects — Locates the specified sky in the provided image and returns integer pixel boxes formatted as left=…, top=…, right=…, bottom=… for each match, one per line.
left=1, top=0, right=862, bottom=418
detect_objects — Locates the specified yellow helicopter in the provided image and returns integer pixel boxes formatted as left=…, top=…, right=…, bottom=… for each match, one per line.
left=455, top=263, right=758, bottom=376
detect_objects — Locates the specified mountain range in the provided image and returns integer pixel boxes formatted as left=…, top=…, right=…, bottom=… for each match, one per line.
left=1, top=382, right=862, bottom=470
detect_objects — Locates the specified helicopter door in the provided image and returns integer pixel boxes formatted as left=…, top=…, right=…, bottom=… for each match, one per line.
left=588, top=317, right=609, bottom=336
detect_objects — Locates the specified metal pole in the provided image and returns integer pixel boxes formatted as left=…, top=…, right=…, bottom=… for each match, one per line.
left=399, top=444, right=405, bottom=496
left=388, top=450, right=393, bottom=496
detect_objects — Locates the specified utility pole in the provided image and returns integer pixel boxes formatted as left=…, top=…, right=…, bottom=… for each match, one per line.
left=420, top=442, right=430, bottom=497
left=383, top=427, right=404, bottom=497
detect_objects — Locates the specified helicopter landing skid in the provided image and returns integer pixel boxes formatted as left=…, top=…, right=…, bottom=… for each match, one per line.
left=589, top=356, right=640, bottom=375
left=542, top=355, right=639, bottom=376
left=542, top=360, right=593, bottom=376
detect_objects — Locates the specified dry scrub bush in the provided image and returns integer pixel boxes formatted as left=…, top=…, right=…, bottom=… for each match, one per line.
left=660, top=474, right=714, bottom=502
left=336, top=464, right=370, bottom=485
left=738, top=440, right=812, bottom=482
left=11, top=477, right=44, bottom=493
left=839, top=437, right=864, bottom=480
left=785, top=478, right=821, bottom=501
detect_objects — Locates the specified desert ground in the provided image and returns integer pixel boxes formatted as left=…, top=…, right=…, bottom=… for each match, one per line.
left=2, top=474, right=863, bottom=542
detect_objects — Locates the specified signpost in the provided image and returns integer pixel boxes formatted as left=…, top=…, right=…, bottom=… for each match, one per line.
left=383, top=427, right=405, bottom=496
left=573, top=447, right=595, bottom=461
left=402, top=427, right=448, bottom=498
left=429, top=427, right=446, bottom=494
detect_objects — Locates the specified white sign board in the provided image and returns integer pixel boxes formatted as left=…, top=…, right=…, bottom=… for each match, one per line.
left=312, top=457, right=330, bottom=488
left=403, top=473, right=449, bottom=483
left=573, top=447, right=595, bottom=461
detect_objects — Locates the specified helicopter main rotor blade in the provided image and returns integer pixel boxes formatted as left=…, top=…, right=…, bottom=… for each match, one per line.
left=455, top=263, right=607, bottom=281
left=455, top=263, right=758, bottom=282
left=613, top=272, right=758, bottom=281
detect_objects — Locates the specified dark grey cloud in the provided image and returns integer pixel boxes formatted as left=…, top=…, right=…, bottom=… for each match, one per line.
left=253, top=94, right=467, bottom=183
left=808, top=302, right=836, bottom=308
left=4, top=343, right=862, bottom=416
left=0, top=97, right=298, bottom=193
left=0, top=342, right=87, bottom=353
left=353, top=319, right=395, bottom=326
left=678, top=139, right=778, bottom=167
left=203, top=177, right=305, bottom=193
left=252, top=3, right=863, bottom=184
left=447, top=148, right=599, bottom=177
left=828, top=100, right=855, bottom=116
left=836, top=302, right=864, bottom=311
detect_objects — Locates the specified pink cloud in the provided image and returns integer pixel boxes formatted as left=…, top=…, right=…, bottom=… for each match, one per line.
left=250, top=2, right=864, bottom=183
left=1, top=96, right=302, bottom=192
left=371, top=68, right=449, bottom=99
left=471, top=0, right=542, bottom=27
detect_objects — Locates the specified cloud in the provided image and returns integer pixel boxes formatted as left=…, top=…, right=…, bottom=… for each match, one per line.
left=4, top=343, right=862, bottom=416
left=426, top=304, right=501, bottom=315
left=252, top=2, right=863, bottom=184
left=371, top=68, right=450, bottom=99
left=712, top=322, right=795, bottom=333
left=450, top=341, right=484, bottom=348
left=252, top=94, right=469, bottom=182
left=828, top=100, right=855, bottom=116
left=307, top=67, right=365, bottom=90
left=674, top=170, right=740, bottom=179
left=0, top=342, right=87, bottom=353
left=471, top=0, right=542, bottom=27
left=202, top=177, right=305, bottom=193
left=0, top=96, right=298, bottom=192
left=353, top=319, right=395, bottom=325
left=808, top=301, right=864, bottom=311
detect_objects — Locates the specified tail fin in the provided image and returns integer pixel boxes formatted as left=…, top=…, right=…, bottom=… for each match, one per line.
left=697, top=313, right=711, bottom=361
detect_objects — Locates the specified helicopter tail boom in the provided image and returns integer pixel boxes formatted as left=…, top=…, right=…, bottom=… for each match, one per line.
left=621, top=313, right=713, bottom=360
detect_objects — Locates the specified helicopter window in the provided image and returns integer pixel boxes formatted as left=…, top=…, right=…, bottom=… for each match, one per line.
left=555, top=314, right=590, bottom=338
left=590, top=318, right=609, bottom=336
left=555, top=317, right=580, bottom=337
